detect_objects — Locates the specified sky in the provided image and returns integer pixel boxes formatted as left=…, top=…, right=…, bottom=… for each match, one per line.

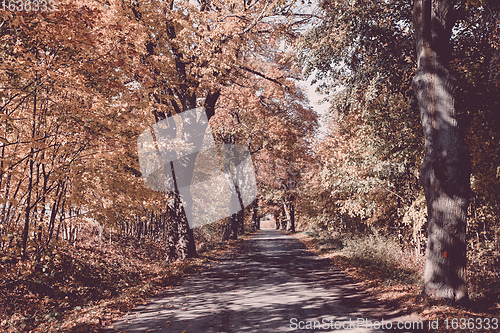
left=298, top=77, right=331, bottom=138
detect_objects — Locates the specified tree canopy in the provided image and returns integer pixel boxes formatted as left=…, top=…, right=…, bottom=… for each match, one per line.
left=0, top=0, right=498, bottom=329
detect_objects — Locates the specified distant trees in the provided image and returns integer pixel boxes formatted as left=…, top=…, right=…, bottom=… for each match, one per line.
left=252, top=87, right=318, bottom=234
left=215, top=59, right=318, bottom=237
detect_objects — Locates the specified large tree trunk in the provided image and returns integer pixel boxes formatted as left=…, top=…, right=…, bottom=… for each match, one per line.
left=157, top=90, right=219, bottom=259
left=412, top=0, right=470, bottom=303
left=165, top=186, right=198, bottom=260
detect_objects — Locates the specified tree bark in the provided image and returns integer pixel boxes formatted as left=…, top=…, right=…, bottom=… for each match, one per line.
left=249, top=200, right=259, bottom=231
left=222, top=213, right=239, bottom=241
left=412, top=0, right=470, bottom=303
left=273, top=212, right=279, bottom=230
left=237, top=209, right=245, bottom=235
left=284, top=198, right=295, bottom=233
left=170, top=161, right=198, bottom=259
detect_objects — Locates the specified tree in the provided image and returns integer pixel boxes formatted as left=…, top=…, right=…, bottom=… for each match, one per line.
left=296, top=0, right=491, bottom=303
left=127, top=0, right=316, bottom=255
left=211, top=56, right=317, bottom=238
left=295, top=0, right=425, bottom=241
left=412, top=0, right=470, bottom=302
left=294, top=0, right=500, bottom=303
left=0, top=0, right=148, bottom=260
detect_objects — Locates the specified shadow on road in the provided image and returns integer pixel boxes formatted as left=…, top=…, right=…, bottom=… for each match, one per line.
left=102, top=229, right=426, bottom=332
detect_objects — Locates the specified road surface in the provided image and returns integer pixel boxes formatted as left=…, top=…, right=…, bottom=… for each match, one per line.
left=104, top=229, right=423, bottom=332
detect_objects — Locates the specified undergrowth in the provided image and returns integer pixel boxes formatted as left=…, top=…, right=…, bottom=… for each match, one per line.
left=0, top=221, right=246, bottom=332
left=341, top=233, right=424, bottom=285
left=297, top=226, right=500, bottom=332
left=303, top=226, right=499, bottom=305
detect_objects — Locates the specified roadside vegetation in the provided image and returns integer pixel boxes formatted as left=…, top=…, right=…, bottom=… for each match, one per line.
left=1, top=0, right=498, bottom=331
left=292, top=228, right=499, bottom=333
left=1, top=219, right=250, bottom=332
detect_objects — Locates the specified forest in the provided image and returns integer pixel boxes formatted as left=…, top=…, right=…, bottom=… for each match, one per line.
left=0, top=0, right=498, bottom=331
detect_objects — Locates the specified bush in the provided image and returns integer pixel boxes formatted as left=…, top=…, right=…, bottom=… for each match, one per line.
left=341, top=232, right=425, bottom=285
left=193, top=218, right=228, bottom=253
left=342, top=233, right=404, bottom=268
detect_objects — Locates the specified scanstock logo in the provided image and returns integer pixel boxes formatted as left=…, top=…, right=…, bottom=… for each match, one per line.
left=137, top=107, right=257, bottom=228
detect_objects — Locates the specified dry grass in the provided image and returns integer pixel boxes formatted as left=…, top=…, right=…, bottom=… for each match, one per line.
left=291, top=231, right=500, bottom=332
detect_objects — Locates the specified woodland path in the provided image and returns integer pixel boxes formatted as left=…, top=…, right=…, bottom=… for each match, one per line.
left=103, top=229, right=422, bottom=332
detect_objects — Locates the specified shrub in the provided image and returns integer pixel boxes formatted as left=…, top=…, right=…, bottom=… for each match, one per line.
left=342, top=233, right=404, bottom=268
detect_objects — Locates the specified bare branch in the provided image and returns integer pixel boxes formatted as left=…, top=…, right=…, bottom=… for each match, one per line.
left=237, top=65, right=283, bottom=87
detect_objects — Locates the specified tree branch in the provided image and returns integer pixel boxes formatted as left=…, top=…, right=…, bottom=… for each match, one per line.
left=237, top=65, right=284, bottom=87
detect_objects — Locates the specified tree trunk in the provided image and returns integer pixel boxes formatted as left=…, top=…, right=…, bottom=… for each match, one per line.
left=21, top=151, right=34, bottom=260
left=219, top=140, right=246, bottom=241
left=222, top=213, right=239, bottom=241
left=284, top=199, right=295, bottom=233
left=274, top=212, right=280, bottom=230
left=151, top=105, right=200, bottom=260
left=169, top=161, right=198, bottom=260
left=249, top=200, right=259, bottom=231
left=412, top=0, right=470, bottom=303
left=237, top=211, right=244, bottom=235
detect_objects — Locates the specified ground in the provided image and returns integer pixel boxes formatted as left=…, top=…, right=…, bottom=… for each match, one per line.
left=103, top=229, right=422, bottom=332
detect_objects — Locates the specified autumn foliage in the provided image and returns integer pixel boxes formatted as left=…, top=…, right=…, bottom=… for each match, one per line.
left=0, top=0, right=498, bottom=330
left=0, top=0, right=320, bottom=330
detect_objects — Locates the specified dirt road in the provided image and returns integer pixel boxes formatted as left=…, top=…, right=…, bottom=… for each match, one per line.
left=104, top=229, right=423, bottom=332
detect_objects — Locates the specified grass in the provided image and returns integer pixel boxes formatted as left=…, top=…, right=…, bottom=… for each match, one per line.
left=292, top=229, right=500, bottom=332
left=341, top=233, right=424, bottom=285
